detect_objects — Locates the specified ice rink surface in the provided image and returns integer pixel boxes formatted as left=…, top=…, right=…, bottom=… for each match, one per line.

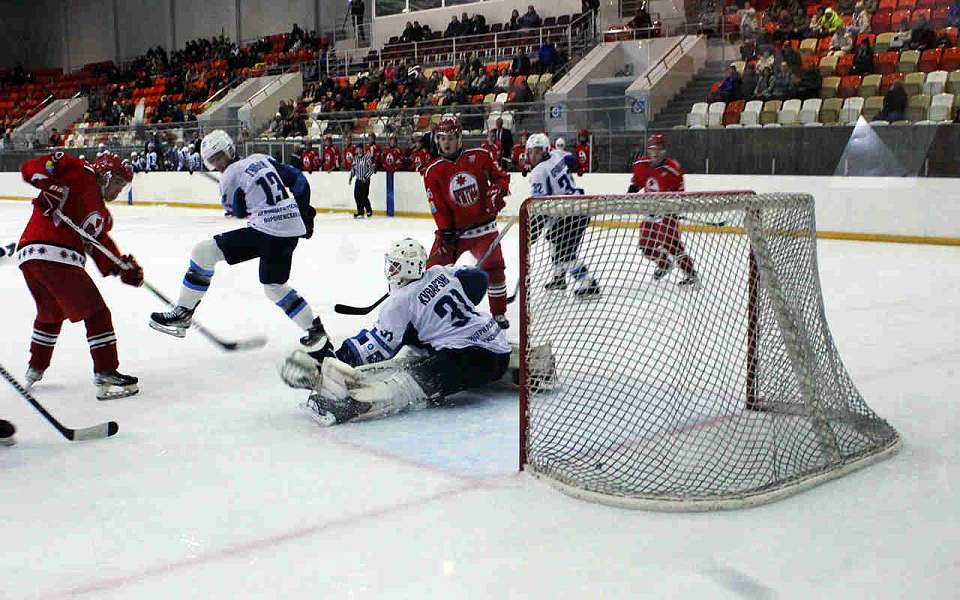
left=0, top=200, right=958, bottom=599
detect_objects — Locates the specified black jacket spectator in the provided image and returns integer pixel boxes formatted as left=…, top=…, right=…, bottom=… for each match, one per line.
left=877, top=81, right=908, bottom=121
left=508, top=10, right=522, bottom=31
left=493, top=119, right=513, bottom=159
left=908, top=16, right=936, bottom=51
left=851, top=40, right=875, bottom=75
left=445, top=16, right=462, bottom=38
left=709, top=66, right=743, bottom=102
left=518, top=5, right=543, bottom=29
left=795, top=64, right=822, bottom=100
left=740, top=63, right=758, bottom=100
left=511, top=53, right=531, bottom=76
left=582, top=0, right=600, bottom=13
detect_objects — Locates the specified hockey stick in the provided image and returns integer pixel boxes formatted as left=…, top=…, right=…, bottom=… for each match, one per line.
left=334, top=216, right=518, bottom=316
left=678, top=215, right=728, bottom=227
left=54, top=210, right=266, bottom=352
left=0, top=363, right=118, bottom=441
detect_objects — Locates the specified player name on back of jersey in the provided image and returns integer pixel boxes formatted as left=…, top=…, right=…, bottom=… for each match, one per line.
left=417, top=272, right=452, bottom=306
left=258, top=203, right=301, bottom=224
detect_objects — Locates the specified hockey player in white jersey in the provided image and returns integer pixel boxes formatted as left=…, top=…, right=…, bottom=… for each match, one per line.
left=280, top=238, right=512, bottom=425
left=526, top=133, right=600, bottom=296
left=144, top=143, right=159, bottom=172
left=177, top=143, right=191, bottom=172
left=150, top=129, right=327, bottom=346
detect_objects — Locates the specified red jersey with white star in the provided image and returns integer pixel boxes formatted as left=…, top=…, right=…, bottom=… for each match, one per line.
left=630, top=156, right=684, bottom=193
left=408, top=147, right=432, bottom=173
left=321, top=146, right=340, bottom=172
left=19, top=152, right=122, bottom=275
left=574, top=142, right=591, bottom=176
left=343, top=144, right=361, bottom=171
left=382, top=147, right=404, bottom=172
left=511, top=143, right=528, bottom=173
left=422, top=147, right=510, bottom=230
left=301, top=149, right=320, bottom=173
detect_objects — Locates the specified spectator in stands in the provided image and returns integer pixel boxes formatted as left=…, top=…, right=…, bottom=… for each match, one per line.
left=851, top=37, right=875, bottom=75
left=401, top=22, right=418, bottom=44
left=472, top=14, right=489, bottom=35
left=538, top=42, right=560, bottom=74
left=513, top=79, right=534, bottom=104
left=741, top=63, right=759, bottom=101
left=818, top=8, right=843, bottom=36
left=511, top=52, right=532, bottom=76
left=853, top=2, right=872, bottom=34
left=582, top=0, right=600, bottom=14
left=949, top=0, right=960, bottom=28
left=47, top=128, right=61, bottom=147
left=629, top=5, right=654, bottom=32
left=908, top=14, right=937, bottom=51
left=351, top=0, right=367, bottom=44
left=519, top=5, right=543, bottom=29
left=709, top=65, right=743, bottom=102
left=782, top=44, right=801, bottom=75
left=830, top=27, right=855, bottom=53
left=757, top=47, right=776, bottom=72
left=795, top=63, right=822, bottom=100
left=890, top=20, right=911, bottom=50
left=876, top=81, right=907, bottom=121
left=445, top=15, right=463, bottom=38
left=508, top=9, right=522, bottom=31
left=806, top=7, right=826, bottom=37
left=770, top=61, right=796, bottom=99
left=838, top=0, right=856, bottom=16
left=739, top=2, right=759, bottom=43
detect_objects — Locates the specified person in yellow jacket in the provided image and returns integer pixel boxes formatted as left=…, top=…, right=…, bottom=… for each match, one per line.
left=819, top=8, right=843, bottom=35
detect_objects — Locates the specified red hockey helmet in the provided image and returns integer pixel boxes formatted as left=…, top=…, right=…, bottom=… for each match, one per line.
left=436, top=114, right=462, bottom=137
left=646, top=133, right=667, bottom=163
left=435, top=114, right=462, bottom=157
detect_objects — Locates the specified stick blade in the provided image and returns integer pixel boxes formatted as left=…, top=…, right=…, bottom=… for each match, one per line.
left=220, top=336, right=268, bottom=352
left=69, top=421, right=119, bottom=441
left=334, top=304, right=375, bottom=315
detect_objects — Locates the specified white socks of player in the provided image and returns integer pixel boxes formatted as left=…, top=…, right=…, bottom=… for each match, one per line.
left=263, top=284, right=316, bottom=331
left=177, top=239, right=223, bottom=310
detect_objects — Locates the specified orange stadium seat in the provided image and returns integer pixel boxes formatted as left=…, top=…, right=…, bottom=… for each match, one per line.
left=891, top=9, right=912, bottom=29
left=942, top=47, right=960, bottom=71
left=836, top=53, right=855, bottom=76
left=722, top=100, right=745, bottom=126
left=879, top=0, right=897, bottom=11
left=918, top=49, right=943, bottom=72
left=897, top=0, right=916, bottom=9
left=912, top=8, right=931, bottom=25
left=880, top=72, right=905, bottom=95
left=872, top=11, right=893, bottom=32
left=839, top=75, right=862, bottom=98
left=876, top=51, right=900, bottom=73
left=932, top=7, right=950, bottom=28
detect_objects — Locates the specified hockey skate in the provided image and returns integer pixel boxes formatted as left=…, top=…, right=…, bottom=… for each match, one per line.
left=494, top=314, right=510, bottom=329
left=149, top=306, right=194, bottom=338
left=303, top=391, right=370, bottom=426
left=0, top=419, right=15, bottom=447
left=573, top=278, right=601, bottom=298
left=0, top=241, right=16, bottom=261
left=544, top=273, right=567, bottom=291
left=678, top=272, right=702, bottom=289
left=652, top=261, right=674, bottom=281
left=94, top=370, right=139, bottom=401
left=300, top=317, right=329, bottom=347
left=24, top=367, right=44, bottom=388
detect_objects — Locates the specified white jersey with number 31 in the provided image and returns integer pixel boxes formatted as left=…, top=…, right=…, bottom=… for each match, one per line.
left=220, top=153, right=306, bottom=238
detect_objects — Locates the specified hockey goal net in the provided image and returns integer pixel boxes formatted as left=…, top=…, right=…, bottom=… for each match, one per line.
left=518, top=192, right=901, bottom=510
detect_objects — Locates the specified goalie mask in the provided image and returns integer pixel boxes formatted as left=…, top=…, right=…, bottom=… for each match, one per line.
left=201, top=129, right=236, bottom=171
left=384, top=238, right=427, bottom=291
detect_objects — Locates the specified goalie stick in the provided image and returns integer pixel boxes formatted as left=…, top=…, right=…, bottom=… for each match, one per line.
left=54, top=210, right=266, bottom=352
left=334, top=216, right=518, bottom=316
left=0, top=363, right=118, bottom=441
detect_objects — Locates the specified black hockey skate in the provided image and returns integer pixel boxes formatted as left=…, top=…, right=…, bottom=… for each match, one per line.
left=574, top=279, right=601, bottom=297
left=300, top=317, right=329, bottom=347
left=0, top=419, right=16, bottom=447
left=678, top=272, right=702, bottom=289
left=94, top=370, right=139, bottom=401
left=653, top=262, right=674, bottom=281
left=544, top=273, right=567, bottom=291
left=304, top=392, right=371, bottom=426
left=149, top=306, right=194, bottom=338
left=494, top=314, right=510, bottom=329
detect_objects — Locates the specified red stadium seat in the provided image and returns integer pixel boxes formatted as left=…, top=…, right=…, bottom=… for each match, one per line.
left=836, top=53, right=855, bottom=76
left=879, top=72, right=904, bottom=95
left=838, top=75, right=862, bottom=98
left=942, top=47, right=960, bottom=71
left=941, top=27, right=958, bottom=46
left=891, top=9, right=912, bottom=29
left=817, top=37, right=832, bottom=53
left=897, top=0, right=916, bottom=9
left=878, top=0, right=897, bottom=10
left=875, top=51, right=900, bottom=73
left=912, top=8, right=931, bottom=25
left=917, top=0, right=938, bottom=8
left=722, top=100, right=745, bottom=126
left=872, top=11, right=894, bottom=33
left=931, top=7, right=950, bottom=28
left=918, top=48, right=943, bottom=72
left=857, top=33, right=876, bottom=47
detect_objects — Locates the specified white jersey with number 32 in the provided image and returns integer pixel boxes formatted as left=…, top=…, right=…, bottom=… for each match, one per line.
left=529, top=149, right=581, bottom=198
left=220, top=153, right=306, bottom=238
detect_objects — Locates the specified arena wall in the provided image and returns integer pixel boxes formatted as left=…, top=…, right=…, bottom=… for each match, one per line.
left=1, top=172, right=957, bottom=245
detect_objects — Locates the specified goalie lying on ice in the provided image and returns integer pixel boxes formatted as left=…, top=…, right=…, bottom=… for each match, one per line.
left=281, top=238, right=512, bottom=425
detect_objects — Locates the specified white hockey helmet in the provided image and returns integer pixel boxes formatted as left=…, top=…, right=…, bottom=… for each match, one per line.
left=384, top=238, right=427, bottom=291
left=201, top=129, right=236, bottom=171
left=555, top=137, right=566, bottom=150
left=526, top=132, right=550, bottom=152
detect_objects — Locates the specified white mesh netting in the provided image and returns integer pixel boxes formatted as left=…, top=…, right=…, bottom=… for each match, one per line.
left=519, top=192, right=901, bottom=510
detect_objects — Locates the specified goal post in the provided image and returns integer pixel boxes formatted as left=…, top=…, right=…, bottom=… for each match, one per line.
left=517, top=192, right=901, bottom=511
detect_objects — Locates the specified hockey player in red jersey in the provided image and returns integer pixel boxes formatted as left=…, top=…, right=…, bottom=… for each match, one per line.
left=574, top=129, right=592, bottom=176
left=365, top=133, right=382, bottom=170
left=480, top=129, right=502, bottom=166
left=629, top=133, right=699, bottom=288
left=17, top=151, right=142, bottom=399
left=342, top=133, right=361, bottom=172
left=422, top=115, right=512, bottom=328
left=381, top=135, right=404, bottom=173
left=407, top=133, right=432, bottom=173
left=321, top=135, right=341, bottom=172
left=301, top=141, right=320, bottom=173
left=511, top=131, right=529, bottom=174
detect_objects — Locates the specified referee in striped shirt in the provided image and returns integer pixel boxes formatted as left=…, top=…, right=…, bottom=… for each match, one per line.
left=349, top=147, right=375, bottom=218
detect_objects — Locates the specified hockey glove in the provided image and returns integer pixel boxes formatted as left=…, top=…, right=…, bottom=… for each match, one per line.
left=119, top=255, right=144, bottom=287
left=436, top=229, right=459, bottom=259
left=34, top=183, right=69, bottom=217
left=485, top=186, right=506, bottom=214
